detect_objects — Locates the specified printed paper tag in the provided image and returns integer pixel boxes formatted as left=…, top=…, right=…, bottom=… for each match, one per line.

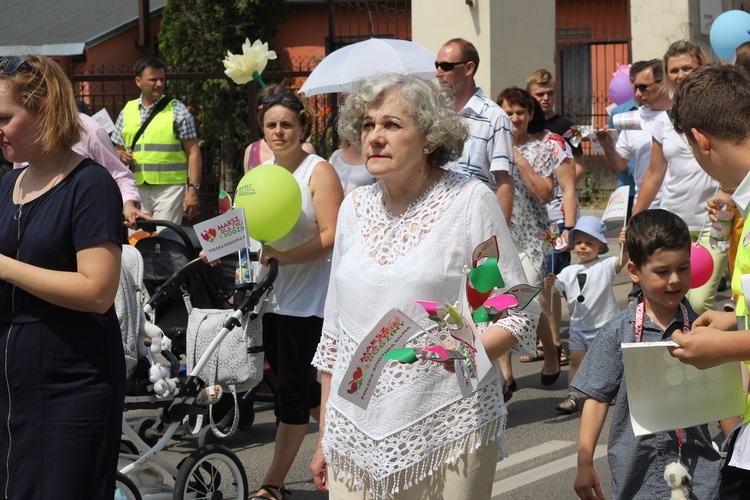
left=339, top=309, right=424, bottom=409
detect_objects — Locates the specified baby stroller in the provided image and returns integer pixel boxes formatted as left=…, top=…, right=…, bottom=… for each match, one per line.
left=115, top=242, right=278, bottom=499
left=132, top=220, right=276, bottom=439
left=132, top=220, right=234, bottom=352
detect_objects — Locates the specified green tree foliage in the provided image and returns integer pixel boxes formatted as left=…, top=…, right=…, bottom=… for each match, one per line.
left=158, top=0, right=289, bottom=196
left=159, top=0, right=287, bottom=72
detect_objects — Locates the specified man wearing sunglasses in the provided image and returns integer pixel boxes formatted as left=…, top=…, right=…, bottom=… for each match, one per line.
left=596, top=59, right=672, bottom=307
left=435, top=38, right=515, bottom=223
left=113, top=58, right=202, bottom=224
left=598, top=59, right=671, bottom=212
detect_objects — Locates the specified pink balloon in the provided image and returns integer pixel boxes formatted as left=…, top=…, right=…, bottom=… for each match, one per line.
left=608, top=73, right=634, bottom=105
left=690, top=243, right=714, bottom=289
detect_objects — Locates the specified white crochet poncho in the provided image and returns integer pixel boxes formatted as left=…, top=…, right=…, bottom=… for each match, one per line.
left=312, top=172, right=538, bottom=499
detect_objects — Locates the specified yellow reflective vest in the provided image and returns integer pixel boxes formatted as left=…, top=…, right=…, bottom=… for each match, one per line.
left=732, top=214, right=750, bottom=424
left=121, top=98, right=188, bottom=185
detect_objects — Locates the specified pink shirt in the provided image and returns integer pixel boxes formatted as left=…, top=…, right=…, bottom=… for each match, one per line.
left=14, top=113, right=141, bottom=208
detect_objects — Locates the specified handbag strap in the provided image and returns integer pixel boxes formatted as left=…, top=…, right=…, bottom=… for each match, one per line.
left=208, top=386, right=240, bottom=438
left=184, top=386, right=240, bottom=439
left=130, top=96, right=173, bottom=151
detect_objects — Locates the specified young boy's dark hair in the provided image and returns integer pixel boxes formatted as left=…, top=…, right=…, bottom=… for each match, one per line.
left=626, top=209, right=691, bottom=268
left=671, top=63, right=750, bottom=146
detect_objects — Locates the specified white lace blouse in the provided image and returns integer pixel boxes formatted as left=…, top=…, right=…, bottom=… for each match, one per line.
left=312, top=171, right=538, bottom=499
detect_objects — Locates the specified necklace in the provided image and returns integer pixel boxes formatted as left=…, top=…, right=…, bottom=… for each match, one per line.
left=677, top=131, right=694, bottom=154
left=13, top=151, right=72, bottom=221
left=382, top=166, right=443, bottom=221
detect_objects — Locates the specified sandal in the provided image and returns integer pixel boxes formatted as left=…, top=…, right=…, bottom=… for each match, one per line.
left=503, top=386, right=513, bottom=403
left=557, top=345, right=570, bottom=367
left=519, top=344, right=544, bottom=363
left=251, top=484, right=291, bottom=500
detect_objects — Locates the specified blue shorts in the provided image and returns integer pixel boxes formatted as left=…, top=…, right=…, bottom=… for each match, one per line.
left=545, top=222, right=571, bottom=275
left=546, top=249, right=571, bottom=276
left=568, top=327, right=599, bottom=351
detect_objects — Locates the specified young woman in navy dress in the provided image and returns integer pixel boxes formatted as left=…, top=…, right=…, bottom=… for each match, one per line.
left=0, top=55, right=125, bottom=498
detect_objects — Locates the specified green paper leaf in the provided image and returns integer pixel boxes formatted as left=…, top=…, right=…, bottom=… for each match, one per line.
left=472, top=308, right=490, bottom=323
left=383, top=348, right=419, bottom=364
left=468, top=257, right=505, bottom=293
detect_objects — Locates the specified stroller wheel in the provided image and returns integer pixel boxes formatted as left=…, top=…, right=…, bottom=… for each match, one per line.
left=173, top=444, right=248, bottom=500
left=197, top=424, right=219, bottom=448
left=135, top=418, right=160, bottom=447
left=115, top=472, right=142, bottom=500
left=120, top=439, right=138, bottom=456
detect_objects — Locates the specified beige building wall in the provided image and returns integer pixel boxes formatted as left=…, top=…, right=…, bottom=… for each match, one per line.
left=630, top=0, right=738, bottom=63
left=412, top=0, right=555, bottom=100
left=630, top=0, right=692, bottom=62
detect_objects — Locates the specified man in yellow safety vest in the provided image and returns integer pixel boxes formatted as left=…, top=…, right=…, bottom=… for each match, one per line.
left=113, top=58, right=201, bottom=224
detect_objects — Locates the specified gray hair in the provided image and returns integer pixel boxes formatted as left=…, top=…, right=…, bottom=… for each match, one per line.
left=337, top=73, right=468, bottom=168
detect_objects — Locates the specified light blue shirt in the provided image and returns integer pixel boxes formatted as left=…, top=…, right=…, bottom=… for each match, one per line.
left=445, top=88, right=514, bottom=192
left=607, top=99, right=637, bottom=190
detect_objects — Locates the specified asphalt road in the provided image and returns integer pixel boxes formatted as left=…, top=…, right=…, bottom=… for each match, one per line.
left=123, top=217, right=731, bottom=499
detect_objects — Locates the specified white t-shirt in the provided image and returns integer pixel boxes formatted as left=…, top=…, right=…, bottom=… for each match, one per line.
left=615, top=126, right=660, bottom=208
left=648, top=111, right=717, bottom=232
left=329, top=148, right=375, bottom=196
left=554, top=256, right=620, bottom=330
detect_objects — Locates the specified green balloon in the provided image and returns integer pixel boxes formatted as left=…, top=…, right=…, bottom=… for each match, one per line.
left=234, top=164, right=302, bottom=243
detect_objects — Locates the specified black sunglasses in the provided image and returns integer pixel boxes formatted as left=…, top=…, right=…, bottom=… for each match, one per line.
left=262, top=93, right=302, bottom=109
left=434, top=61, right=468, bottom=72
left=0, top=56, right=43, bottom=81
left=633, top=80, right=662, bottom=93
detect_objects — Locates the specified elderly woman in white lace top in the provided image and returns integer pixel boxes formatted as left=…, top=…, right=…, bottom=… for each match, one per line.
left=310, top=74, right=538, bottom=499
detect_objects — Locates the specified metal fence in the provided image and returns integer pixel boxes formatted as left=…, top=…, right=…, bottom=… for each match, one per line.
left=555, top=0, right=631, bottom=202
left=71, top=57, right=332, bottom=217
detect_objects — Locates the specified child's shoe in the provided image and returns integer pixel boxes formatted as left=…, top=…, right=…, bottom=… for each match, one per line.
left=555, top=395, right=579, bottom=414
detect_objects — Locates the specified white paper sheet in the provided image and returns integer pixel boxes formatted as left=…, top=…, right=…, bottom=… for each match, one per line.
left=622, top=341, right=745, bottom=436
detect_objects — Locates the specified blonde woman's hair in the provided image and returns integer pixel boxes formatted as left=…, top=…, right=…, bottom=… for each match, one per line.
left=663, top=40, right=709, bottom=88
left=0, top=55, right=83, bottom=152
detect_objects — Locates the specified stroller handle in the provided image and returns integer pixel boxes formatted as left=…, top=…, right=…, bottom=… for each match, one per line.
left=145, top=257, right=207, bottom=311
left=236, top=258, right=278, bottom=315
left=135, top=219, right=197, bottom=257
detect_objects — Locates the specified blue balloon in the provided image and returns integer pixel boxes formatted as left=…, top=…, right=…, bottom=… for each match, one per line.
left=710, top=10, right=750, bottom=62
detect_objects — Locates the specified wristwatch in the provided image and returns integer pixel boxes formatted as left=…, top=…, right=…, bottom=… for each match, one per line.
left=188, top=183, right=201, bottom=190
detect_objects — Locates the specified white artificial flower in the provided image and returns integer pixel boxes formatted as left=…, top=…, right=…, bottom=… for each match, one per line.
left=223, top=38, right=277, bottom=85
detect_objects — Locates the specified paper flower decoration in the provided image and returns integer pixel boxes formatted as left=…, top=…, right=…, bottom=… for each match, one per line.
left=381, top=237, right=540, bottom=379
left=563, top=125, right=593, bottom=148
left=223, top=38, right=277, bottom=86
left=536, top=222, right=564, bottom=254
